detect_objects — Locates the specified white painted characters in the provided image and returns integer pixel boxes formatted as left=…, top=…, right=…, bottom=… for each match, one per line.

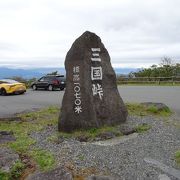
left=91, top=48, right=104, bottom=100
left=74, top=106, right=82, bottom=114
left=73, top=66, right=79, bottom=73
left=73, top=74, right=80, bottom=81
left=91, top=48, right=100, bottom=52
left=73, top=66, right=82, bottom=114
left=74, top=83, right=82, bottom=114
left=91, top=67, right=102, bottom=80
left=73, top=66, right=80, bottom=82
left=91, top=48, right=101, bottom=62
left=92, top=84, right=103, bottom=100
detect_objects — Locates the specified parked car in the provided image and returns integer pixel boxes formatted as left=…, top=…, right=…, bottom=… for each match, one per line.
left=31, top=75, right=66, bottom=91
left=0, top=79, right=26, bottom=95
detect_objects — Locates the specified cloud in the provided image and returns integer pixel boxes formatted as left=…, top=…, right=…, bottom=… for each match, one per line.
left=0, top=0, right=180, bottom=68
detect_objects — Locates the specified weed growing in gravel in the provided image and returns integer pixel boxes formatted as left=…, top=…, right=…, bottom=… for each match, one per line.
left=30, top=149, right=55, bottom=171
left=0, top=161, right=25, bottom=180
left=0, top=170, right=9, bottom=180
left=78, top=155, right=85, bottom=161
left=135, top=123, right=152, bottom=133
left=10, top=161, right=25, bottom=179
left=175, top=150, right=180, bottom=166
left=46, top=133, right=59, bottom=143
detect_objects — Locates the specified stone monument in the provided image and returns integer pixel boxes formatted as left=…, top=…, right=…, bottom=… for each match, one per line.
left=58, top=31, right=127, bottom=132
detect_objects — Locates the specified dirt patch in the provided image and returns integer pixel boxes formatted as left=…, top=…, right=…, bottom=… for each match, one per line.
left=19, top=154, right=36, bottom=180
left=65, top=162, right=106, bottom=180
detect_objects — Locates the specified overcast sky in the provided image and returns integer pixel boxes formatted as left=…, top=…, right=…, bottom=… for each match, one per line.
left=0, top=0, right=180, bottom=69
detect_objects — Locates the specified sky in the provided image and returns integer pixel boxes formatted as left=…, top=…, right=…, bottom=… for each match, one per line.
left=0, top=0, right=180, bottom=69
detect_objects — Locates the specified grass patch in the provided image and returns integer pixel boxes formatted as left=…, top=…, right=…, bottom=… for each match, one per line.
left=0, top=106, right=59, bottom=173
left=147, top=105, right=172, bottom=116
left=30, top=149, right=55, bottom=171
left=175, top=150, right=180, bottom=166
left=0, top=161, right=25, bottom=180
left=10, top=161, right=25, bottom=179
left=9, top=136, right=36, bottom=154
left=147, top=105, right=159, bottom=114
left=20, top=106, right=59, bottom=121
left=126, top=103, right=147, bottom=116
left=0, top=106, right=59, bottom=153
left=126, top=103, right=172, bottom=117
left=135, top=123, right=152, bottom=133
left=0, top=170, right=9, bottom=180
left=71, top=126, right=122, bottom=140
left=48, top=125, right=122, bottom=142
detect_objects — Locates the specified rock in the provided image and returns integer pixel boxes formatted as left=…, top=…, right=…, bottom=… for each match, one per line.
left=91, top=133, right=138, bottom=146
left=118, top=124, right=136, bottom=135
left=76, top=135, right=89, bottom=142
left=0, top=147, right=19, bottom=172
left=27, top=167, right=73, bottom=180
left=158, top=174, right=171, bottom=180
left=144, top=158, right=180, bottom=180
left=141, top=102, right=170, bottom=111
left=59, top=31, right=127, bottom=132
left=0, top=131, right=13, bottom=135
left=87, top=175, right=119, bottom=180
left=0, top=131, right=16, bottom=144
left=97, top=132, right=115, bottom=140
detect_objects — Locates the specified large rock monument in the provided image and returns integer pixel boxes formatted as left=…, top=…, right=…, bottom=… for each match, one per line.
left=58, top=31, right=127, bottom=132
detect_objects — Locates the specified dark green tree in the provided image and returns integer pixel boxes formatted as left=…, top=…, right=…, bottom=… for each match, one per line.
left=131, top=57, right=179, bottom=78
left=47, top=71, right=58, bottom=75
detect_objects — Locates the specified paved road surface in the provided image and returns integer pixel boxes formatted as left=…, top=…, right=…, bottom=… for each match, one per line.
left=0, top=86, right=179, bottom=118
left=118, top=86, right=180, bottom=116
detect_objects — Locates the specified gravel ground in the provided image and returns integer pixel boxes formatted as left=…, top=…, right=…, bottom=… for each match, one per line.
left=30, top=115, right=180, bottom=180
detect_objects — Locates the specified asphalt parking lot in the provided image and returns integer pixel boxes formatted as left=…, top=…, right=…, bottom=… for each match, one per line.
left=0, top=89, right=63, bottom=118
left=0, top=86, right=180, bottom=118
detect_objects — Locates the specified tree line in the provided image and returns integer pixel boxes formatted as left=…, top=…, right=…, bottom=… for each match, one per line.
left=130, top=57, right=180, bottom=78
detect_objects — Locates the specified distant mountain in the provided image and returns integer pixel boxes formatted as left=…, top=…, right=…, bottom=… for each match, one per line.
left=114, top=68, right=138, bottom=75
left=0, top=67, right=137, bottom=79
left=0, top=67, right=66, bottom=79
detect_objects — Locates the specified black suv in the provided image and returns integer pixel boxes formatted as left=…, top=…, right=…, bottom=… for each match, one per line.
left=31, top=75, right=66, bottom=91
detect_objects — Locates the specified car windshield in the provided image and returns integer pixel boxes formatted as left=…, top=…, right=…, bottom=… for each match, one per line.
left=0, top=79, right=19, bottom=84
left=57, top=76, right=66, bottom=81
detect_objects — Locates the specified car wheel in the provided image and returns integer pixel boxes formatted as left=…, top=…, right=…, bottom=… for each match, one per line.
left=32, top=85, right=37, bottom=90
left=1, top=88, right=7, bottom=96
left=48, top=85, right=53, bottom=91
left=60, top=87, right=64, bottom=91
